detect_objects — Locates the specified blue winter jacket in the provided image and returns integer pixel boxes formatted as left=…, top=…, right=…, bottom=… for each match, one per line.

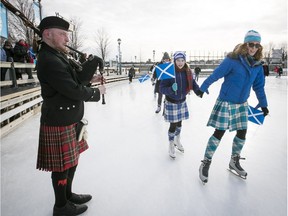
left=160, top=70, right=200, bottom=103
left=200, top=55, right=268, bottom=108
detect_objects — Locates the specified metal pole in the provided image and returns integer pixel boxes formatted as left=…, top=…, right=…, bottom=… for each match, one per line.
left=10, top=62, right=18, bottom=88
left=117, top=38, right=122, bottom=75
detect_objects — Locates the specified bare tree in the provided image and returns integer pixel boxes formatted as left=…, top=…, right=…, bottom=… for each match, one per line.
left=263, top=42, right=275, bottom=65
left=94, top=28, right=111, bottom=75
left=7, top=0, right=36, bottom=46
left=68, top=17, right=85, bottom=51
left=94, top=28, right=110, bottom=61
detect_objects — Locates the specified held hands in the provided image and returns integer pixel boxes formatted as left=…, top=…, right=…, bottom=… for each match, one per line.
left=196, top=90, right=204, bottom=98
left=98, top=85, right=106, bottom=95
left=261, top=107, right=269, bottom=116
left=172, top=83, right=178, bottom=92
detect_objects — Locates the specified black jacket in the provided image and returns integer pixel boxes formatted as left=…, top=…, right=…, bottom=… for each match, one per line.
left=37, top=42, right=100, bottom=126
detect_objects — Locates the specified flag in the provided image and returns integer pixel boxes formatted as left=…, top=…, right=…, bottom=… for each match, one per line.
left=138, top=74, right=150, bottom=83
left=155, top=63, right=175, bottom=80
left=248, top=105, right=265, bottom=125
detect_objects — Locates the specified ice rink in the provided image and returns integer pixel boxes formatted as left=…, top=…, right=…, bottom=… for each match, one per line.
left=1, top=75, right=287, bottom=216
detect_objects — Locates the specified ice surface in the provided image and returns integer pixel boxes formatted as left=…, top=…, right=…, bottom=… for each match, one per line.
left=1, top=76, right=287, bottom=216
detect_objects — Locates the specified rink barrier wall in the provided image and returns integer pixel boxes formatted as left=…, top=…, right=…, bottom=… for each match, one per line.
left=0, top=67, right=142, bottom=137
left=1, top=61, right=286, bottom=137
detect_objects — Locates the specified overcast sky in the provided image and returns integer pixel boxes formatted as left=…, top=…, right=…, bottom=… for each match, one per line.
left=41, top=0, right=287, bottom=62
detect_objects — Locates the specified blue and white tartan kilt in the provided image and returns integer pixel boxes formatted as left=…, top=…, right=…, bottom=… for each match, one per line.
left=207, top=98, right=248, bottom=131
left=164, top=100, right=189, bottom=123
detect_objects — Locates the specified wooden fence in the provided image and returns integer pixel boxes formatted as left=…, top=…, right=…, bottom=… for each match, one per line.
left=0, top=61, right=142, bottom=137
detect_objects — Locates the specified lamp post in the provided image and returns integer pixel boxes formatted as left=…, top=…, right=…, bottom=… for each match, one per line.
left=117, top=38, right=122, bottom=75
left=116, top=55, right=118, bottom=75
left=153, top=50, right=155, bottom=63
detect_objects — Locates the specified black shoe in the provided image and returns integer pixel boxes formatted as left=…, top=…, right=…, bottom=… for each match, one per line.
left=53, top=201, right=88, bottom=216
left=69, top=193, right=92, bottom=204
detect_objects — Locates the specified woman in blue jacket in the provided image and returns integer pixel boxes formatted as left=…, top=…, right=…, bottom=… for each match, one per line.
left=198, top=30, right=269, bottom=183
left=160, top=51, right=200, bottom=159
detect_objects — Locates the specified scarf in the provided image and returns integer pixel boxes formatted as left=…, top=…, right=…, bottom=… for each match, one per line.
left=175, top=65, right=193, bottom=93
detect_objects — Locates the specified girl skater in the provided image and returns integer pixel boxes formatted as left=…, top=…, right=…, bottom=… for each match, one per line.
left=198, top=30, right=269, bottom=183
left=160, top=51, right=201, bottom=159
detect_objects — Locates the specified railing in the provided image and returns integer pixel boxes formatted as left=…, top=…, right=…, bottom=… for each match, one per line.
left=0, top=63, right=143, bottom=137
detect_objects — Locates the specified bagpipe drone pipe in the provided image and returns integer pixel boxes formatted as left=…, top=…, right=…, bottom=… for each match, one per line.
left=65, top=45, right=106, bottom=104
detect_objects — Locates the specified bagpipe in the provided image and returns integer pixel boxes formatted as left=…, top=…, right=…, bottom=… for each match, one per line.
left=65, top=45, right=106, bottom=104
left=1, top=0, right=106, bottom=104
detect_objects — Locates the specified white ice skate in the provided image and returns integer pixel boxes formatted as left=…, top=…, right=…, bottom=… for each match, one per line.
left=174, top=135, right=184, bottom=153
left=228, top=155, right=247, bottom=179
left=155, top=105, right=161, bottom=113
left=169, top=141, right=176, bottom=159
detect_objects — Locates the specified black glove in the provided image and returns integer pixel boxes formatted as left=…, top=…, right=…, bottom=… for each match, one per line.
left=261, top=107, right=269, bottom=116
left=196, top=90, right=204, bottom=98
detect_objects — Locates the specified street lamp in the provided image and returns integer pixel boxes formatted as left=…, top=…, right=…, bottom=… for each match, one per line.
left=117, top=38, right=122, bottom=75
left=153, top=50, right=155, bottom=63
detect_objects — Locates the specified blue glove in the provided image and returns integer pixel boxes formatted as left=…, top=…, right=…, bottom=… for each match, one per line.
left=172, top=83, right=178, bottom=92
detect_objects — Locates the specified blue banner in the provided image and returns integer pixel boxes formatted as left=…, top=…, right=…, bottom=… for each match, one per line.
left=0, top=3, right=8, bottom=39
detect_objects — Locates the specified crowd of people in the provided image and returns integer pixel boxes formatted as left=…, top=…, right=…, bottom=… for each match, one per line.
left=1, top=39, right=36, bottom=81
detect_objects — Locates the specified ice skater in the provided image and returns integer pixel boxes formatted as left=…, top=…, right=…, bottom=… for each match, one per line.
left=197, top=30, right=269, bottom=183
left=160, top=51, right=201, bottom=159
left=152, top=52, right=171, bottom=113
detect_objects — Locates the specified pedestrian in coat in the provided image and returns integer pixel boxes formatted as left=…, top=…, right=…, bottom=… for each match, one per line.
left=198, top=30, right=269, bottom=183
left=36, top=16, right=106, bottom=216
left=160, top=51, right=201, bottom=159
left=1, top=40, right=14, bottom=81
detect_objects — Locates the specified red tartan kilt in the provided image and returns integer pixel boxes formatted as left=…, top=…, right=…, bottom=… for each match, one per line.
left=36, top=123, right=89, bottom=172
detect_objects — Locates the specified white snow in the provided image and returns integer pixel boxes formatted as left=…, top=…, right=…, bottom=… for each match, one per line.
left=1, top=76, right=287, bottom=216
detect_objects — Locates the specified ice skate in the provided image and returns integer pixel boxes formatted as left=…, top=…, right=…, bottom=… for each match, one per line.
left=228, top=155, right=247, bottom=179
left=155, top=105, right=161, bottom=113
left=168, top=140, right=176, bottom=159
left=174, top=135, right=184, bottom=153
left=199, top=158, right=211, bottom=184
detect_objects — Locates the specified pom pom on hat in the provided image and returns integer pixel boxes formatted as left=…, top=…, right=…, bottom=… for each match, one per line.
left=173, top=51, right=186, bottom=61
left=38, top=16, right=70, bottom=36
left=244, top=30, right=261, bottom=43
left=162, top=52, right=170, bottom=60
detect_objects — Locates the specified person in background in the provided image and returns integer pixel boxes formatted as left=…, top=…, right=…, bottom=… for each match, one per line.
left=197, top=30, right=269, bottom=184
left=13, top=39, right=34, bottom=79
left=128, top=65, right=135, bottom=83
left=36, top=16, right=106, bottom=216
left=194, top=66, right=201, bottom=81
left=159, top=51, right=201, bottom=159
left=152, top=52, right=171, bottom=113
left=1, top=40, right=14, bottom=81
left=262, top=62, right=269, bottom=77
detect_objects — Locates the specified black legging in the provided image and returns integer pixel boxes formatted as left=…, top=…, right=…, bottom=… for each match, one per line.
left=213, top=129, right=247, bottom=140
left=169, top=121, right=182, bottom=133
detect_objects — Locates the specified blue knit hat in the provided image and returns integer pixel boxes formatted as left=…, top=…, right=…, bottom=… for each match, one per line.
left=244, top=30, right=261, bottom=43
left=173, top=51, right=186, bottom=61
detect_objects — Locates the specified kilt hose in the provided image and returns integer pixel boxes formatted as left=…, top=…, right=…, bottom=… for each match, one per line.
left=37, top=123, right=88, bottom=172
left=207, top=98, right=248, bottom=132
